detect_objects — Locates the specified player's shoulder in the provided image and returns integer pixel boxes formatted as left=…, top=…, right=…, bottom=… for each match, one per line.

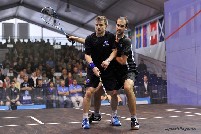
left=123, top=36, right=131, bottom=43
left=105, top=31, right=115, bottom=38
left=86, top=32, right=96, bottom=39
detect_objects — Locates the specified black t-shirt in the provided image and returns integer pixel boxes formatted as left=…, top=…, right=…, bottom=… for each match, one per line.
left=114, top=36, right=137, bottom=75
left=6, top=87, right=20, bottom=100
left=85, top=31, right=116, bottom=78
left=34, top=85, right=46, bottom=98
left=0, top=88, right=6, bottom=101
left=20, top=81, right=32, bottom=94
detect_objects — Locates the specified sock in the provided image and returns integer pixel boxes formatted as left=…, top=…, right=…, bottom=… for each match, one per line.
left=131, top=115, right=136, bottom=118
left=83, top=113, right=88, bottom=119
left=111, top=110, right=117, bottom=117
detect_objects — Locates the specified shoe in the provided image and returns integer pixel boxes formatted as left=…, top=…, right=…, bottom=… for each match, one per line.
left=88, top=113, right=102, bottom=123
left=111, top=116, right=121, bottom=126
left=82, top=118, right=90, bottom=129
left=131, top=117, right=140, bottom=130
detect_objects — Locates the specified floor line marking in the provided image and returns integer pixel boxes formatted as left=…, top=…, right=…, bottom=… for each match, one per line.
left=28, top=116, right=44, bottom=124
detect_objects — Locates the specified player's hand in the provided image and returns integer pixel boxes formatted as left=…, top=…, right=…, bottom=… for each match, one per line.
left=101, top=60, right=110, bottom=69
left=67, top=35, right=76, bottom=41
left=92, top=67, right=100, bottom=77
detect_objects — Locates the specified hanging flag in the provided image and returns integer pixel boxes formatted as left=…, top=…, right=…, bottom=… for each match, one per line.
left=158, top=17, right=165, bottom=42
left=135, top=27, right=141, bottom=49
left=142, top=25, right=147, bottom=47
left=150, top=21, right=158, bottom=45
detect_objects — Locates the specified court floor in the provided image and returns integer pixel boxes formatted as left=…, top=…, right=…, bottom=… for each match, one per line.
left=0, top=104, right=201, bottom=134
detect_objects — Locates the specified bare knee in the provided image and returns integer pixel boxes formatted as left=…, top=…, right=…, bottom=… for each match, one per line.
left=85, top=88, right=95, bottom=99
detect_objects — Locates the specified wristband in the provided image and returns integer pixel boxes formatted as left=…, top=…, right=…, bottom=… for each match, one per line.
left=89, top=62, right=96, bottom=69
left=106, top=59, right=110, bottom=63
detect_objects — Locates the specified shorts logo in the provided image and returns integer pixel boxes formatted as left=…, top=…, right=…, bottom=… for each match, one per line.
left=86, top=79, right=90, bottom=84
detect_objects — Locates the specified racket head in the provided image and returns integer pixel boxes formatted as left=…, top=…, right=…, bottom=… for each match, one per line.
left=41, top=7, right=60, bottom=27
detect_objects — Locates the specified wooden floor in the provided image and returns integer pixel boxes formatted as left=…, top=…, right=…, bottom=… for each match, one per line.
left=0, top=104, right=201, bottom=134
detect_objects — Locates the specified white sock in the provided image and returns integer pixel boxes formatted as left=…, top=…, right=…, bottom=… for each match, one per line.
left=83, top=113, right=88, bottom=119
left=131, top=115, right=137, bottom=118
left=111, top=110, right=117, bottom=117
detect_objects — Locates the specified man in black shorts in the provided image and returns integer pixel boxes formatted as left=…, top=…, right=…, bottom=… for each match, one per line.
left=81, top=16, right=117, bottom=129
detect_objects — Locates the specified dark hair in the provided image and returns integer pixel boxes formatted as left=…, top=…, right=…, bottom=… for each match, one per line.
left=116, top=17, right=129, bottom=28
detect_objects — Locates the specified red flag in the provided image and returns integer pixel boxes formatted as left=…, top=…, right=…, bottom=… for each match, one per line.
left=150, top=21, right=157, bottom=45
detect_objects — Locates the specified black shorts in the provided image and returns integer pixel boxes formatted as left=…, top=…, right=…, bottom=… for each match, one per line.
left=116, top=72, right=136, bottom=90
left=86, top=69, right=117, bottom=91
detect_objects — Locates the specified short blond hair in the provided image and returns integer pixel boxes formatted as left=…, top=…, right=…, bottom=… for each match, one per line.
left=96, top=16, right=108, bottom=26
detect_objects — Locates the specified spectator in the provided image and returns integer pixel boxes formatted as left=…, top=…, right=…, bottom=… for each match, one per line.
left=140, top=75, right=151, bottom=98
left=20, top=75, right=33, bottom=104
left=57, top=80, right=72, bottom=108
left=33, top=79, right=46, bottom=105
left=13, top=77, right=21, bottom=90
left=67, top=72, right=73, bottom=85
left=137, top=59, right=147, bottom=73
left=4, top=76, right=11, bottom=89
left=6, top=80, right=21, bottom=110
left=69, top=79, right=83, bottom=108
left=60, top=68, right=69, bottom=87
left=46, top=81, right=58, bottom=108
left=0, top=80, right=6, bottom=105
left=0, top=69, right=5, bottom=82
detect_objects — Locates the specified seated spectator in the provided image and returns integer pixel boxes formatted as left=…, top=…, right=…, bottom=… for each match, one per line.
left=54, top=76, right=61, bottom=87
left=0, top=69, right=5, bottom=82
left=6, top=80, right=21, bottom=110
left=140, top=75, right=151, bottom=98
left=57, top=80, right=72, bottom=108
left=4, top=76, right=11, bottom=89
left=60, top=68, right=69, bottom=87
left=33, top=79, right=46, bottom=105
left=118, top=88, right=127, bottom=106
left=13, top=77, right=21, bottom=90
left=17, top=71, right=25, bottom=84
left=67, top=72, right=73, bottom=85
left=137, top=59, right=147, bottom=73
left=76, top=71, right=86, bottom=86
left=42, top=72, right=49, bottom=84
left=0, top=80, right=6, bottom=105
left=69, top=79, right=83, bottom=108
left=20, top=75, right=33, bottom=104
left=30, top=71, right=38, bottom=88
left=46, top=81, right=58, bottom=108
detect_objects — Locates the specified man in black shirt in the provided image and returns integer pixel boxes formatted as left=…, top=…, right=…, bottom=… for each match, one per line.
left=6, top=80, right=20, bottom=110
left=20, top=75, right=33, bottom=104
left=81, top=16, right=117, bottom=129
left=112, top=17, right=139, bottom=130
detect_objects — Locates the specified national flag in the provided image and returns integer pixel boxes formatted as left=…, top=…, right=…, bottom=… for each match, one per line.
left=142, top=25, right=147, bottom=47
left=158, top=17, right=165, bottom=42
left=150, top=21, right=158, bottom=45
left=135, top=27, right=141, bottom=49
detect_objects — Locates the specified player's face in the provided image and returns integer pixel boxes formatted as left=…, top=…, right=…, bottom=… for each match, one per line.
left=116, top=19, right=127, bottom=35
left=95, top=20, right=107, bottom=36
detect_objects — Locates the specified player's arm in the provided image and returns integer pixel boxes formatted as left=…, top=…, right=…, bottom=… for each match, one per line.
left=68, top=35, right=85, bottom=44
left=116, top=55, right=128, bottom=65
left=116, top=38, right=131, bottom=65
left=101, top=49, right=117, bottom=69
left=85, top=36, right=100, bottom=77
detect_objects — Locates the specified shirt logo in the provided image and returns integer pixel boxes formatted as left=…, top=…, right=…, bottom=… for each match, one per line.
left=103, top=41, right=109, bottom=46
